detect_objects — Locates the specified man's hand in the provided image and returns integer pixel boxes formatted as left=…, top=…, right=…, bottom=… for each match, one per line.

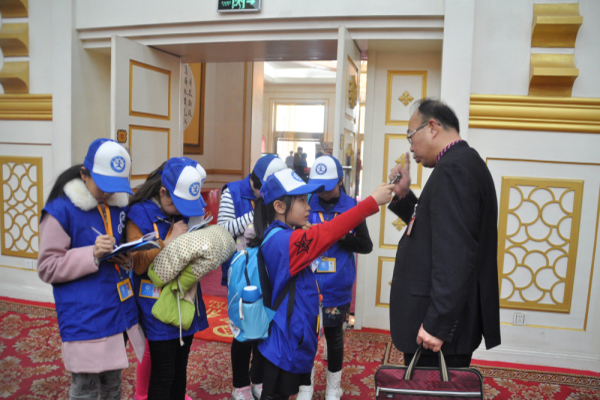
left=417, top=324, right=444, bottom=352
left=389, top=152, right=411, bottom=198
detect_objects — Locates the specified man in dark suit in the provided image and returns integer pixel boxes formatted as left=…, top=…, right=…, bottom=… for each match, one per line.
left=387, top=99, right=501, bottom=367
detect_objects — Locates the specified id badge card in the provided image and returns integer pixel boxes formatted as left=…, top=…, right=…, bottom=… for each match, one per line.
left=311, top=256, right=321, bottom=273
left=117, top=278, right=133, bottom=302
left=317, top=257, right=336, bottom=273
left=139, top=279, right=161, bottom=299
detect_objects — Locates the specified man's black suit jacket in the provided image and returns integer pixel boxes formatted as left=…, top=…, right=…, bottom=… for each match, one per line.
left=388, top=141, right=501, bottom=355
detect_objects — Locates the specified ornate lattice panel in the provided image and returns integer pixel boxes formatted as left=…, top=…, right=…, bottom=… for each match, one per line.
left=0, top=157, right=43, bottom=259
left=498, top=177, right=583, bottom=313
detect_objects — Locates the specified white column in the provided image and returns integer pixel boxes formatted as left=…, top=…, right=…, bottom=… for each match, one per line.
left=440, top=0, right=475, bottom=139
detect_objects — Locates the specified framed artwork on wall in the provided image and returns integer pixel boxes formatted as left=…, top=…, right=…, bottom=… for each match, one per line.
left=183, top=63, right=206, bottom=155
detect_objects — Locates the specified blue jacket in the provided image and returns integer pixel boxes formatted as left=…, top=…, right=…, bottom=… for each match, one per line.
left=221, top=175, right=255, bottom=283
left=42, top=196, right=138, bottom=342
left=257, top=221, right=320, bottom=374
left=308, top=192, right=357, bottom=307
left=128, top=200, right=208, bottom=341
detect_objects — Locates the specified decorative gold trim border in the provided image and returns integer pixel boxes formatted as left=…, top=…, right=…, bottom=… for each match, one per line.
left=385, top=71, right=427, bottom=126
left=376, top=256, right=396, bottom=308
left=0, top=264, right=37, bottom=272
left=205, top=169, right=244, bottom=176
left=497, top=176, right=583, bottom=313
left=0, top=94, right=52, bottom=120
left=469, top=95, right=600, bottom=133
left=129, top=60, right=171, bottom=120
left=183, top=62, right=206, bottom=155
left=487, top=157, right=600, bottom=331
left=129, top=125, right=170, bottom=180
left=0, top=156, right=43, bottom=259
left=379, top=134, right=422, bottom=250
left=345, top=55, right=359, bottom=123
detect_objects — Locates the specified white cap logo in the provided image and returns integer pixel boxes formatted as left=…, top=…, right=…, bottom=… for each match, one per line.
left=315, top=163, right=327, bottom=175
left=291, top=171, right=304, bottom=182
left=189, top=182, right=200, bottom=196
left=111, top=156, right=127, bottom=173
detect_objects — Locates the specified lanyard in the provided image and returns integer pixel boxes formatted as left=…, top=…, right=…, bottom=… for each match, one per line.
left=251, top=199, right=255, bottom=209
left=317, top=211, right=338, bottom=223
left=153, top=220, right=174, bottom=241
left=97, top=204, right=120, bottom=275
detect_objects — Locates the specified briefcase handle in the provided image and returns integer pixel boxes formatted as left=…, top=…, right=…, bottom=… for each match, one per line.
left=404, top=344, right=449, bottom=382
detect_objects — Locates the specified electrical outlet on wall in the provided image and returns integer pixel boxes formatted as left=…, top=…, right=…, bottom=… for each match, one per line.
left=513, top=312, right=526, bottom=326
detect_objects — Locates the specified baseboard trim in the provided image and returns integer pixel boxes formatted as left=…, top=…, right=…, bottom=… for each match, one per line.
left=474, top=345, right=600, bottom=372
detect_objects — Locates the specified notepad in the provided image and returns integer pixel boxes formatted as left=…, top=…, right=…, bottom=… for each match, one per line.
left=100, top=231, right=160, bottom=261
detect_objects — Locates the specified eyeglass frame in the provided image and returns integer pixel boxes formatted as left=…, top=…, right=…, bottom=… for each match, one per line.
left=406, top=121, right=428, bottom=144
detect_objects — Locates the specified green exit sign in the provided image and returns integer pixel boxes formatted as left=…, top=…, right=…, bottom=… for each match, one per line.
left=218, top=0, right=261, bottom=12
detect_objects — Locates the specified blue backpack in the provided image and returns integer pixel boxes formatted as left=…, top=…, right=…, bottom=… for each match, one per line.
left=227, top=227, right=296, bottom=342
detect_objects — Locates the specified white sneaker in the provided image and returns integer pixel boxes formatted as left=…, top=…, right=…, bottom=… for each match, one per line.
left=250, top=383, right=262, bottom=400
left=231, top=386, right=254, bottom=400
left=296, top=384, right=314, bottom=400
left=325, top=370, right=343, bottom=400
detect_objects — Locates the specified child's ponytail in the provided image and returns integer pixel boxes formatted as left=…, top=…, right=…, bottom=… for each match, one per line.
left=249, top=197, right=268, bottom=247
left=129, top=161, right=167, bottom=207
left=249, top=195, right=295, bottom=247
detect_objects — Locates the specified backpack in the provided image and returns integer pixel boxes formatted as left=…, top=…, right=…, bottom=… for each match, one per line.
left=227, top=227, right=296, bottom=342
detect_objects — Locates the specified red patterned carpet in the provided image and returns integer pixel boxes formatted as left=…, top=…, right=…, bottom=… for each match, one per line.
left=1, top=298, right=599, bottom=399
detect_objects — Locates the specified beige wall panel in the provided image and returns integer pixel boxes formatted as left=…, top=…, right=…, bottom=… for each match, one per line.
left=375, top=257, right=395, bottom=308
left=130, top=62, right=171, bottom=119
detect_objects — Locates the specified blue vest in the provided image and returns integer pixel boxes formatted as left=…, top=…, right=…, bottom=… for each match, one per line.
left=308, top=192, right=358, bottom=307
left=257, top=221, right=320, bottom=374
left=127, top=200, right=208, bottom=341
left=221, top=175, right=256, bottom=283
left=42, top=196, right=138, bottom=342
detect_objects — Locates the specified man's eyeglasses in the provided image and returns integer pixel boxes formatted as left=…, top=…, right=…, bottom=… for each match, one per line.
left=407, top=121, right=428, bottom=145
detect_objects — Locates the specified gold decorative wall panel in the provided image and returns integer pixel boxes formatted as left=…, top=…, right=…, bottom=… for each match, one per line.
left=0, top=94, right=52, bottom=120
left=0, top=157, right=43, bottom=259
left=531, top=3, right=582, bottom=48
left=0, top=61, right=29, bottom=94
left=0, top=23, right=29, bottom=57
left=376, top=256, right=396, bottom=308
left=529, top=54, right=578, bottom=97
left=497, top=176, right=584, bottom=313
left=469, top=95, right=600, bottom=134
left=379, top=133, right=423, bottom=250
left=0, top=0, right=28, bottom=18
left=385, top=71, right=427, bottom=126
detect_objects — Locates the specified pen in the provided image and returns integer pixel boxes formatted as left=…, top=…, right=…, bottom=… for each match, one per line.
left=91, top=226, right=117, bottom=249
left=390, top=173, right=402, bottom=185
left=155, top=216, right=173, bottom=225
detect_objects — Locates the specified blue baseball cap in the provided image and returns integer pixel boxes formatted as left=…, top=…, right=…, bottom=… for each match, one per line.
left=176, top=157, right=207, bottom=208
left=260, top=169, right=325, bottom=205
left=83, top=138, right=133, bottom=194
left=161, top=158, right=205, bottom=217
left=308, top=155, right=344, bottom=191
left=253, top=155, right=287, bottom=184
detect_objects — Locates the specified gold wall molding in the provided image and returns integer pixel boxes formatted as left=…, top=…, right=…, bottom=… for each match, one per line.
left=531, top=3, right=582, bottom=48
left=0, top=23, right=29, bottom=57
left=0, top=0, right=28, bottom=18
left=0, top=61, right=29, bottom=94
left=497, top=176, right=583, bottom=314
left=469, top=95, right=600, bottom=134
left=129, top=60, right=171, bottom=120
left=385, top=70, right=427, bottom=126
left=0, top=94, right=52, bottom=120
left=529, top=54, right=578, bottom=97
left=376, top=256, right=396, bottom=308
left=0, top=156, right=43, bottom=259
